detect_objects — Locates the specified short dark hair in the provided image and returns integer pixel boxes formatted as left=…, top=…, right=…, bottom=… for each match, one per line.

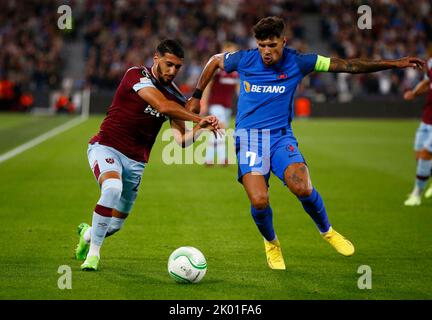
left=156, top=39, right=184, bottom=58
left=253, top=16, right=285, bottom=40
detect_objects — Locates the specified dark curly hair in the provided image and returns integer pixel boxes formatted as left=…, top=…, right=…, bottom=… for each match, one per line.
left=156, top=39, right=184, bottom=58
left=253, top=16, right=285, bottom=40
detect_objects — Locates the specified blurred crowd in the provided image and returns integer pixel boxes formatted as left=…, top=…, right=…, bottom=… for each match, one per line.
left=0, top=0, right=66, bottom=111
left=81, top=0, right=432, bottom=101
left=313, top=0, right=432, bottom=101
left=1, top=0, right=432, bottom=111
left=82, top=0, right=308, bottom=93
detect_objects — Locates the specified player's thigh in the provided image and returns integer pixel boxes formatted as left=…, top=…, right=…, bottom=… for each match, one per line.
left=421, top=124, right=432, bottom=156
left=87, top=143, right=123, bottom=183
left=270, top=138, right=307, bottom=183
left=268, top=140, right=311, bottom=197
left=242, top=173, right=269, bottom=209
left=235, top=128, right=272, bottom=176
left=414, top=122, right=430, bottom=152
left=283, top=162, right=313, bottom=197
left=114, top=160, right=145, bottom=214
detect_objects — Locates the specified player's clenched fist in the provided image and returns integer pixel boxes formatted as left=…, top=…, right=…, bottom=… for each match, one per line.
left=198, top=115, right=223, bottom=138
left=198, top=115, right=218, bottom=129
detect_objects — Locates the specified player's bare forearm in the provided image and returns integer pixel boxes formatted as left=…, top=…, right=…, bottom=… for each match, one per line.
left=195, top=54, right=224, bottom=91
left=187, top=54, right=224, bottom=114
left=405, top=78, right=430, bottom=100
left=161, top=101, right=202, bottom=122
left=171, top=117, right=217, bottom=148
left=329, top=56, right=424, bottom=74
left=413, top=79, right=430, bottom=96
left=170, top=120, right=201, bottom=148
left=138, top=87, right=202, bottom=122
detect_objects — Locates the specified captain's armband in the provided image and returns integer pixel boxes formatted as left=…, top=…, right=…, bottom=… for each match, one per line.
left=314, top=55, right=331, bottom=73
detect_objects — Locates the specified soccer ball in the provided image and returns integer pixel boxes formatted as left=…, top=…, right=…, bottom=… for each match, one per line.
left=168, top=246, right=207, bottom=283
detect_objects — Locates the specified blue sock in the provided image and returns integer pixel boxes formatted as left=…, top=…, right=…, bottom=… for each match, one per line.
left=298, top=188, right=331, bottom=233
left=415, top=159, right=432, bottom=191
left=251, top=205, right=275, bottom=241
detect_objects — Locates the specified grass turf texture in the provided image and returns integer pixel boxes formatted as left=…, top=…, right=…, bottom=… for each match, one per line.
left=0, top=114, right=431, bottom=299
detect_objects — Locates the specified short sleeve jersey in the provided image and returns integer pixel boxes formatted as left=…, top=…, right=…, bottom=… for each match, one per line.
left=224, top=47, right=317, bottom=130
left=89, top=66, right=186, bottom=162
left=422, top=58, right=432, bottom=124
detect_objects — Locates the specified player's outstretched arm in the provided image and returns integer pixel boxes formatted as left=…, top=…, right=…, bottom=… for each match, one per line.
left=170, top=116, right=219, bottom=148
left=138, top=86, right=204, bottom=123
left=404, top=78, right=430, bottom=100
left=186, top=53, right=225, bottom=114
left=199, top=79, right=214, bottom=116
left=328, top=57, right=425, bottom=74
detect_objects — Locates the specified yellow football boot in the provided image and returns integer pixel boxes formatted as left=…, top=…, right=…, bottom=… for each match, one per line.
left=322, top=227, right=355, bottom=256
left=264, top=238, right=286, bottom=270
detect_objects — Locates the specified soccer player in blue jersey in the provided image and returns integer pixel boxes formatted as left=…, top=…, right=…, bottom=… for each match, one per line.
left=187, top=16, right=424, bottom=270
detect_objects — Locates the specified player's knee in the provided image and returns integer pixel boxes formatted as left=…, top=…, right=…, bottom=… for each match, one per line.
left=291, top=185, right=313, bottom=198
left=419, top=149, right=432, bottom=160
left=250, top=194, right=269, bottom=210
left=99, top=178, right=123, bottom=208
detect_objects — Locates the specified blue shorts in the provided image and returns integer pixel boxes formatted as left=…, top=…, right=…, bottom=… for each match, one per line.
left=235, top=128, right=306, bottom=185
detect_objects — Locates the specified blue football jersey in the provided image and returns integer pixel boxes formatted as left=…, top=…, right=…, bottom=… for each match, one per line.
left=224, top=47, right=317, bottom=130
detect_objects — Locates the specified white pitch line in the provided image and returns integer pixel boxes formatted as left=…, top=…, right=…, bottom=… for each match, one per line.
left=0, top=115, right=87, bottom=164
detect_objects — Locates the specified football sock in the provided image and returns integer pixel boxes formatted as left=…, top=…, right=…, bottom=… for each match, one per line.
left=106, top=216, right=125, bottom=237
left=83, top=216, right=125, bottom=243
left=88, top=242, right=101, bottom=258
left=414, top=159, right=432, bottom=194
left=89, top=212, right=111, bottom=257
left=88, top=178, right=122, bottom=256
left=298, top=188, right=331, bottom=233
left=251, top=205, right=276, bottom=242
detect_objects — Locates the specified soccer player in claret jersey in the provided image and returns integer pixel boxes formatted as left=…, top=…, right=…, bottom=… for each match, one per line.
left=187, top=17, right=424, bottom=270
left=403, top=57, right=432, bottom=206
left=75, top=39, right=220, bottom=271
left=201, top=42, right=240, bottom=165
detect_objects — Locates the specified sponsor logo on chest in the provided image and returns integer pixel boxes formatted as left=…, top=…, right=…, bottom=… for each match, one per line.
left=243, top=81, right=285, bottom=94
left=144, top=105, right=168, bottom=119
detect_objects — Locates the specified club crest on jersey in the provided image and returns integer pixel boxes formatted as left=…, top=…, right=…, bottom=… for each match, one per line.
left=243, top=80, right=285, bottom=94
left=105, top=158, right=115, bottom=164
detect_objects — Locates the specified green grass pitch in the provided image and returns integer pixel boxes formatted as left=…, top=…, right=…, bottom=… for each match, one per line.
left=0, top=113, right=431, bottom=299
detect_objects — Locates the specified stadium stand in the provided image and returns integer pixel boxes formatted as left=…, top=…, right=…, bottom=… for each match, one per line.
left=0, top=0, right=66, bottom=111
left=0, top=0, right=430, bottom=111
